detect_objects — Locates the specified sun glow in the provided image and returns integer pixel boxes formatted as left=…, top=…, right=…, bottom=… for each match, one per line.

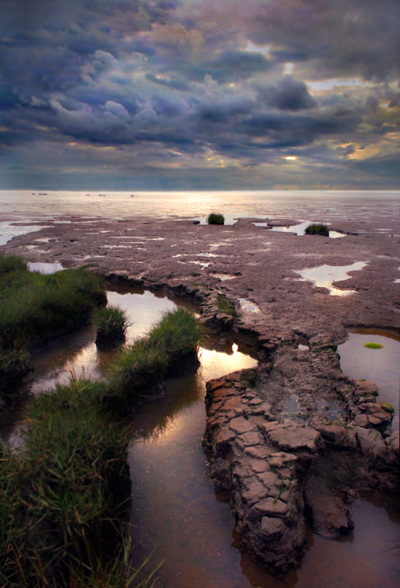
left=284, top=156, right=297, bottom=161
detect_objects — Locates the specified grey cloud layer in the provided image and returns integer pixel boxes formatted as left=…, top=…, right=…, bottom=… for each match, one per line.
left=0, top=0, right=399, bottom=188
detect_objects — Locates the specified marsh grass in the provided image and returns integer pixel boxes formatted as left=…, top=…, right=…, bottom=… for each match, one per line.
left=108, top=308, right=201, bottom=399
left=207, top=213, right=224, bottom=225
left=0, top=254, right=27, bottom=275
left=0, top=345, right=32, bottom=382
left=0, top=256, right=106, bottom=385
left=0, top=375, right=133, bottom=586
left=305, top=223, right=329, bottom=236
left=94, top=305, right=130, bottom=347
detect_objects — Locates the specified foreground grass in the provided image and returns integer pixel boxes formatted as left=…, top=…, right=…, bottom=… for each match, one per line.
left=1, top=306, right=201, bottom=585
left=0, top=376, right=162, bottom=587
left=108, top=308, right=201, bottom=399
left=305, top=223, right=329, bottom=236
left=0, top=376, right=128, bottom=585
left=0, top=254, right=106, bottom=386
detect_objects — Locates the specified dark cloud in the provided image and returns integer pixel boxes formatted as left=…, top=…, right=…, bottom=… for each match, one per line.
left=0, top=0, right=399, bottom=188
left=257, top=76, right=317, bottom=111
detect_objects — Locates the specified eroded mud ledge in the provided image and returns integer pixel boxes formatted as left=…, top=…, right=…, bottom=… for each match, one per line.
left=2, top=211, right=400, bottom=572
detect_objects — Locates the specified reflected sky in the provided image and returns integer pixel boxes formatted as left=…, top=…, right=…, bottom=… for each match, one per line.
left=294, top=261, right=367, bottom=296
left=338, top=328, right=400, bottom=417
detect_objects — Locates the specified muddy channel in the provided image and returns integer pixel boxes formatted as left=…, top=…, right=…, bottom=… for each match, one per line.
left=1, top=282, right=399, bottom=588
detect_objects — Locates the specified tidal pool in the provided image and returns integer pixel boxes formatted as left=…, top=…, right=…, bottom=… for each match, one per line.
left=265, top=221, right=345, bottom=238
left=294, top=261, right=367, bottom=296
left=0, top=287, right=398, bottom=587
left=338, top=328, right=400, bottom=420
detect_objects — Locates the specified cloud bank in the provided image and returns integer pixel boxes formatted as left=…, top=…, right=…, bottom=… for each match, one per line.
left=1, top=0, right=399, bottom=189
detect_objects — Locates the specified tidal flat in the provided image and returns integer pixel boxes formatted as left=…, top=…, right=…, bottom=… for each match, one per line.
left=1, top=196, right=399, bottom=587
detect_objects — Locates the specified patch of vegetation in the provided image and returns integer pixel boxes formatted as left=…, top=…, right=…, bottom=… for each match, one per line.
left=108, top=308, right=201, bottom=399
left=381, top=402, right=394, bottom=414
left=207, top=213, right=224, bottom=225
left=0, top=346, right=32, bottom=382
left=216, top=293, right=235, bottom=316
left=0, top=255, right=106, bottom=387
left=364, top=342, right=384, bottom=349
left=0, top=376, right=133, bottom=586
left=0, top=254, right=27, bottom=275
left=93, top=305, right=129, bottom=348
left=305, top=223, right=329, bottom=236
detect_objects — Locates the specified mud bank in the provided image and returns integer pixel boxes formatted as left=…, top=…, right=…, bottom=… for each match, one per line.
left=203, top=357, right=398, bottom=572
left=1, top=207, right=400, bottom=573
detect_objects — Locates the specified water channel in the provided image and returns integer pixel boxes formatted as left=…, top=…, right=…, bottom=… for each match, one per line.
left=0, top=283, right=399, bottom=587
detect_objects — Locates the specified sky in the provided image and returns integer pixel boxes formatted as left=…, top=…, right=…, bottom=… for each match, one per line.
left=1, top=0, right=400, bottom=190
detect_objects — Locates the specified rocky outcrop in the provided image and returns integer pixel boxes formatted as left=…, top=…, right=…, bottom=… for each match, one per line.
left=203, top=370, right=322, bottom=572
left=204, top=365, right=399, bottom=573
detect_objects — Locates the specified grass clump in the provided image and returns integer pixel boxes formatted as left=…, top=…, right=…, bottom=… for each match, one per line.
left=0, top=257, right=106, bottom=387
left=0, top=253, right=27, bottom=275
left=216, top=293, right=235, bottom=316
left=0, top=376, right=131, bottom=586
left=108, top=308, right=201, bottom=399
left=305, top=223, right=329, bottom=236
left=207, top=213, right=224, bottom=225
left=93, top=305, right=129, bottom=348
left=364, top=342, right=384, bottom=349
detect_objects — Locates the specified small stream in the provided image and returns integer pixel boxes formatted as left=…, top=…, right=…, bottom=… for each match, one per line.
left=0, top=285, right=399, bottom=587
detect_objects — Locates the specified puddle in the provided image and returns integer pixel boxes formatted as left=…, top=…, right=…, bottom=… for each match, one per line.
left=178, top=260, right=211, bottom=269
left=212, top=274, right=237, bottom=281
left=316, top=397, right=344, bottom=420
left=298, top=335, right=309, bottom=350
left=1, top=288, right=399, bottom=587
left=173, top=252, right=222, bottom=258
left=254, top=221, right=345, bottom=238
left=338, top=328, right=400, bottom=421
left=0, top=222, right=49, bottom=246
left=28, top=262, right=64, bottom=274
left=239, top=298, right=260, bottom=313
left=294, top=262, right=367, bottom=296
left=281, top=394, right=300, bottom=413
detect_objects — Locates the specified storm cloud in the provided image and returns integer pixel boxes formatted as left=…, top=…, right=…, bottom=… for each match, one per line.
left=0, top=0, right=399, bottom=189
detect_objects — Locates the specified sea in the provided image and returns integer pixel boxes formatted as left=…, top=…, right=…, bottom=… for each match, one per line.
left=1, top=189, right=400, bottom=222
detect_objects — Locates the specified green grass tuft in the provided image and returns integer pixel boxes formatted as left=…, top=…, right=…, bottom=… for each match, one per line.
left=216, top=293, right=235, bottom=316
left=207, top=213, right=224, bottom=225
left=0, top=375, right=131, bottom=586
left=0, top=264, right=106, bottom=386
left=364, top=342, right=384, bottom=349
left=305, top=223, right=329, bottom=236
left=0, top=253, right=28, bottom=275
left=93, top=305, right=129, bottom=347
left=108, top=308, right=201, bottom=399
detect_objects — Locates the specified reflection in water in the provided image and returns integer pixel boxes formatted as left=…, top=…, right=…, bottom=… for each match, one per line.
left=338, top=328, right=400, bottom=419
left=294, top=261, right=367, bottom=296
left=0, top=287, right=399, bottom=587
left=28, top=261, right=64, bottom=274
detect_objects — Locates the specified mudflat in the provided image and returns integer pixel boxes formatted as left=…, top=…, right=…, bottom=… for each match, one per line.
left=1, top=204, right=400, bottom=573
